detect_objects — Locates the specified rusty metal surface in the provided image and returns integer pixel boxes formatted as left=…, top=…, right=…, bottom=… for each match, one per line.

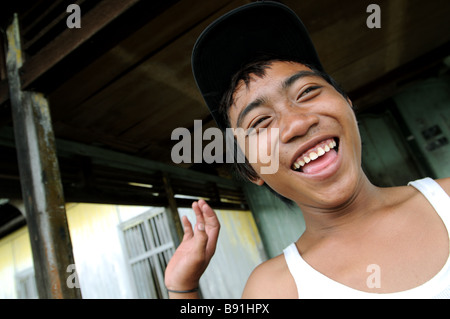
left=5, top=14, right=81, bottom=299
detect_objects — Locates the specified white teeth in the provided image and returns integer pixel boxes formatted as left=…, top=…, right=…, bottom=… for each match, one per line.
left=317, top=147, right=325, bottom=156
left=292, top=139, right=338, bottom=170
left=309, top=152, right=318, bottom=160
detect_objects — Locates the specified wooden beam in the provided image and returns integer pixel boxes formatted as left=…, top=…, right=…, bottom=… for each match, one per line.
left=19, top=0, right=140, bottom=90
left=350, top=41, right=450, bottom=112
left=162, top=173, right=185, bottom=246
left=0, top=124, right=238, bottom=188
left=5, top=14, right=81, bottom=299
left=0, top=31, right=9, bottom=105
left=48, top=0, right=234, bottom=115
left=0, top=81, right=8, bottom=105
left=0, top=127, right=248, bottom=209
left=51, top=132, right=240, bottom=189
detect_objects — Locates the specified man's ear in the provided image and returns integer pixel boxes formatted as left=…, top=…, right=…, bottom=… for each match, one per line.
left=347, top=97, right=353, bottom=107
left=250, top=177, right=264, bottom=186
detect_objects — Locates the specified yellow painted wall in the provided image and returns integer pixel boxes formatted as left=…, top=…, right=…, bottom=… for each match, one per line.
left=62, top=203, right=138, bottom=298
left=0, top=203, right=265, bottom=299
left=179, top=208, right=266, bottom=298
left=0, top=228, right=33, bottom=298
left=0, top=203, right=148, bottom=298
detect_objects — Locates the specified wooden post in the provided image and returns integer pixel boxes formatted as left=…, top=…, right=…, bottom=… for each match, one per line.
left=162, top=173, right=184, bottom=246
left=5, top=14, right=81, bottom=299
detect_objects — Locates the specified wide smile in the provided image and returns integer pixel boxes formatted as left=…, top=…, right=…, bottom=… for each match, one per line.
left=291, top=137, right=340, bottom=177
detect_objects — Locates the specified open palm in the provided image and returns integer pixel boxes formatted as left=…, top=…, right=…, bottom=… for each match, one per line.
left=164, top=199, right=220, bottom=292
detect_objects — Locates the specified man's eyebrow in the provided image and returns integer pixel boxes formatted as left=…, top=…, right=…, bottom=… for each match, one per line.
left=236, top=97, right=267, bottom=128
left=282, top=70, right=319, bottom=90
left=235, top=71, right=320, bottom=128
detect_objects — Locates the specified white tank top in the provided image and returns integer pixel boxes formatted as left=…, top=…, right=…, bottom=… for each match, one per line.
left=283, top=178, right=450, bottom=298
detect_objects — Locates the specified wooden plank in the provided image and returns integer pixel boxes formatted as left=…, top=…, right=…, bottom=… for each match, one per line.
left=0, top=31, right=8, bottom=104
left=0, top=125, right=241, bottom=188
left=312, top=0, right=449, bottom=88
left=51, top=0, right=249, bottom=160
left=350, top=42, right=450, bottom=111
left=162, top=173, right=185, bottom=245
left=49, top=0, right=234, bottom=117
left=0, top=81, right=8, bottom=105
left=48, top=0, right=240, bottom=153
left=330, top=1, right=450, bottom=92
left=21, top=0, right=86, bottom=52
left=52, top=121, right=147, bottom=154
left=20, top=0, right=140, bottom=90
left=0, top=31, right=5, bottom=81
left=128, top=242, right=174, bottom=265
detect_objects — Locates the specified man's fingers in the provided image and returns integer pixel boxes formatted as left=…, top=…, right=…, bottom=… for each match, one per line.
left=191, top=201, right=208, bottom=248
left=196, top=200, right=220, bottom=258
left=181, top=215, right=193, bottom=240
left=192, top=201, right=206, bottom=231
left=197, top=200, right=220, bottom=227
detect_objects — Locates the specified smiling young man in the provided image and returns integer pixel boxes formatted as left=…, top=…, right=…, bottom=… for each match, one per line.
left=164, top=2, right=450, bottom=298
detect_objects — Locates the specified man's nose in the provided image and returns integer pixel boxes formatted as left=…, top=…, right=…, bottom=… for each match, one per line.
left=279, top=109, right=319, bottom=144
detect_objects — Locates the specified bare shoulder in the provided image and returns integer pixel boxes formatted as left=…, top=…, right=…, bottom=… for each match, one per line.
left=241, top=254, right=298, bottom=299
left=436, top=177, right=450, bottom=195
left=394, top=176, right=450, bottom=209
left=394, top=176, right=450, bottom=204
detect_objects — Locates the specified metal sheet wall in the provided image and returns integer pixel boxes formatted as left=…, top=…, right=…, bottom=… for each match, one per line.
left=178, top=207, right=267, bottom=299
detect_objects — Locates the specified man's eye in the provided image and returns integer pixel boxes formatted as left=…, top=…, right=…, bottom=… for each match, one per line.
left=297, top=85, right=321, bottom=100
left=250, top=117, right=269, bottom=129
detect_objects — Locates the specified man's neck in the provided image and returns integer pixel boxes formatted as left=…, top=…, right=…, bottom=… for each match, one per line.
left=298, top=174, right=385, bottom=238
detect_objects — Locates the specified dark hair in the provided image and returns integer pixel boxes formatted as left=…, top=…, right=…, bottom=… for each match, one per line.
left=219, top=57, right=348, bottom=204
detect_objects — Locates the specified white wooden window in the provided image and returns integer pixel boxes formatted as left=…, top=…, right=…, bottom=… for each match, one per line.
left=16, top=268, right=38, bottom=299
left=120, top=208, right=175, bottom=299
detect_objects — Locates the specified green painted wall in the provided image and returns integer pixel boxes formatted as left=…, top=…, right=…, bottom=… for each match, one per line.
left=358, top=111, right=424, bottom=187
left=394, top=76, right=450, bottom=179
left=243, top=182, right=305, bottom=259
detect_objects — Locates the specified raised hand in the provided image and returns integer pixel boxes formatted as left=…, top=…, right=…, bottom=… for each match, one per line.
left=164, top=199, right=220, bottom=298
